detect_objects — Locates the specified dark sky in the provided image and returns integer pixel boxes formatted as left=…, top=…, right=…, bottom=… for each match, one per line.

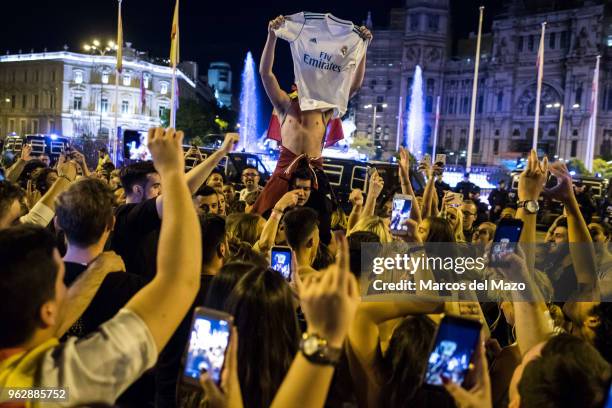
left=0, top=0, right=502, bottom=125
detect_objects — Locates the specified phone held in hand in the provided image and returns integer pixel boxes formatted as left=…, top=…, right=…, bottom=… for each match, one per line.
left=489, top=218, right=524, bottom=267
left=182, top=307, right=233, bottom=386
left=423, top=315, right=482, bottom=386
left=445, top=191, right=463, bottom=208
left=390, top=194, right=413, bottom=236
left=435, top=154, right=446, bottom=166
left=271, top=245, right=293, bottom=280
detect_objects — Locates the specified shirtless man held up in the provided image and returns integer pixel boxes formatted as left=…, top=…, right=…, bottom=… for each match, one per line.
left=251, top=15, right=371, bottom=244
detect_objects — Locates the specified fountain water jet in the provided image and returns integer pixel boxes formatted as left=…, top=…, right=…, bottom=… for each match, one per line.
left=405, top=65, right=425, bottom=157
left=238, top=51, right=259, bottom=151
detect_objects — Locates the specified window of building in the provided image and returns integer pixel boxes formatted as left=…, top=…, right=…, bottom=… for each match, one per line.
left=410, top=14, right=419, bottom=31
left=376, top=96, right=384, bottom=103
left=21, top=95, right=27, bottom=109
left=73, top=96, right=82, bottom=111
left=495, top=129, right=500, bottom=136
left=369, top=79, right=377, bottom=89
left=560, top=31, right=568, bottom=49
left=427, top=78, right=435, bottom=92
left=34, top=94, right=39, bottom=109
left=477, top=95, right=484, bottom=114
left=571, top=140, right=578, bottom=157
left=549, top=32, right=556, bottom=49
left=74, top=70, right=83, bottom=84
left=8, top=119, right=15, bottom=133
left=448, top=97, right=455, bottom=114
left=426, top=96, right=433, bottom=113
left=517, top=36, right=524, bottom=51
left=445, top=137, right=452, bottom=149
left=35, top=70, right=39, bottom=82
left=513, top=128, right=521, bottom=137
left=121, top=100, right=129, bottom=114
left=50, top=94, right=55, bottom=109
left=160, top=82, right=169, bottom=94
left=11, top=71, right=16, bottom=83
left=101, top=98, right=109, bottom=113
left=572, top=129, right=579, bottom=137
left=144, top=75, right=150, bottom=89
left=19, top=120, right=26, bottom=136
left=32, top=119, right=39, bottom=134
left=102, top=72, right=109, bottom=84
left=386, top=79, right=392, bottom=90
left=607, top=86, right=612, bottom=111
left=122, top=73, right=131, bottom=86
left=493, top=139, right=500, bottom=155
left=11, top=95, right=16, bottom=109
left=461, top=96, right=469, bottom=114
left=575, top=86, right=582, bottom=105
left=24, top=71, right=28, bottom=83
left=51, top=70, right=56, bottom=82
left=497, top=91, right=503, bottom=112
left=459, top=137, right=467, bottom=151
left=49, top=119, right=55, bottom=133
left=548, top=128, right=556, bottom=137
left=528, top=35, right=534, bottom=52
left=427, top=14, right=439, bottom=32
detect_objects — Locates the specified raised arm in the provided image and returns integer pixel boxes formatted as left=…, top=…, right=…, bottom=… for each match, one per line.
left=363, top=170, right=384, bottom=217
left=254, top=191, right=299, bottom=253
left=259, top=16, right=292, bottom=114
left=347, top=189, right=364, bottom=231
left=399, top=147, right=422, bottom=223
left=6, top=144, right=33, bottom=182
left=348, top=27, right=372, bottom=98
left=125, top=127, right=202, bottom=351
left=545, top=163, right=599, bottom=299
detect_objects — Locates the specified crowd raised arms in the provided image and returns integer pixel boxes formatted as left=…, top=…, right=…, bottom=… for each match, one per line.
left=0, top=12, right=610, bottom=408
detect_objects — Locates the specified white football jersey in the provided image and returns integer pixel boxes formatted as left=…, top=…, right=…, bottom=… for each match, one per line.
left=274, top=12, right=368, bottom=118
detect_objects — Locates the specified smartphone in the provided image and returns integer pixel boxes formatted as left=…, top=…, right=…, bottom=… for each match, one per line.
left=489, top=218, right=524, bottom=267
left=182, top=307, right=233, bottom=386
left=423, top=153, right=431, bottom=164
left=390, top=194, right=413, bottom=235
left=367, top=166, right=377, bottom=177
left=445, top=191, right=464, bottom=208
left=435, top=154, right=446, bottom=166
left=270, top=245, right=292, bottom=280
left=423, top=315, right=482, bottom=386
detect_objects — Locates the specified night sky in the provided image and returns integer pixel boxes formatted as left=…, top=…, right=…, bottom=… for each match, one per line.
left=0, top=0, right=502, bottom=115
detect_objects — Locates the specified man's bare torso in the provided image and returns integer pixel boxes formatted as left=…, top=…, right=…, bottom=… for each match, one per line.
left=280, top=99, right=333, bottom=158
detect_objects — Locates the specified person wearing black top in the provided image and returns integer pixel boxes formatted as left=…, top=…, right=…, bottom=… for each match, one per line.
left=111, top=133, right=240, bottom=281
left=454, top=172, right=477, bottom=200
left=55, top=177, right=149, bottom=405
left=489, top=180, right=510, bottom=222
left=433, top=162, right=451, bottom=202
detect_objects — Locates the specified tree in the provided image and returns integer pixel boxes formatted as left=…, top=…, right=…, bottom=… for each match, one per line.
left=593, top=158, right=612, bottom=179
left=566, top=158, right=591, bottom=176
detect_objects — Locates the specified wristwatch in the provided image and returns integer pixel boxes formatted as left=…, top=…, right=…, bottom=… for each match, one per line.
left=518, top=200, right=539, bottom=214
left=299, top=332, right=342, bottom=366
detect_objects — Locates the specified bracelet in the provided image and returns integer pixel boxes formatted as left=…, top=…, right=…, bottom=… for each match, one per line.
left=271, top=208, right=284, bottom=215
left=58, top=175, right=74, bottom=183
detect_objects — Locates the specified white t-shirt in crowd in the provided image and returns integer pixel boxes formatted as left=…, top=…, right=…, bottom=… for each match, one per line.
left=274, top=12, right=368, bottom=118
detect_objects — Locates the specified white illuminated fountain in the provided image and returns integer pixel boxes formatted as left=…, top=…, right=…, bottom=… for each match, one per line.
left=238, top=51, right=259, bottom=152
left=405, top=65, right=425, bottom=157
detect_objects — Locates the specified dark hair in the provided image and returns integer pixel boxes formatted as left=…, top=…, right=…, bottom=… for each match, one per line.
left=0, top=180, right=24, bottom=218
left=226, top=240, right=268, bottom=266
left=380, top=316, right=454, bottom=407
left=225, top=268, right=300, bottom=408
left=119, top=161, right=157, bottom=194
left=424, top=217, right=456, bottom=243
left=312, top=242, right=335, bottom=270
left=99, top=147, right=108, bottom=154
left=348, top=231, right=380, bottom=278
left=289, top=161, right=314, bottom=186
left=203, top=262, right=254, bottom=311
left=592, top=303, right=612, bottom=363
left=555, top=218, right=568, bottom=229
left=101, top=162, right=115, bottom=173
left=200, top=214, right=226, bottom=265
left=18, top=160, right=46, bottom=188
left=242, top=165, right=259, bottom=175
left=0, top=225, right=59, bottom=347
left=519, top=333, right=611, bottom=408
left=283, top=207, right=319, bottom=249
left=207, top=169, right=225, bottom=182
left=55, top=179, right=114, bottom=247
left=195, top=185, right=217, bottom=198
left=226, top=213, right=263, bottom=246
left=31, top=167, right=57, bottom=194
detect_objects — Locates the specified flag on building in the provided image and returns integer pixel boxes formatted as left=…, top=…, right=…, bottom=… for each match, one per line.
left=532, top=22, right=546, bottom=150
left=174, top=76, right=180, bottom=111
left=140, top=72, right=146, bottom=114
left=585, top=55, right=600, bottom=172
left=116, top=0, right=123, bottom=73
left=170, top=0, right=180, bottom=68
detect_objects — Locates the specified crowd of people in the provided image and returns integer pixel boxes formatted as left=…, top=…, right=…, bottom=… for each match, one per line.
left=0, top=126, right=610, bottom=408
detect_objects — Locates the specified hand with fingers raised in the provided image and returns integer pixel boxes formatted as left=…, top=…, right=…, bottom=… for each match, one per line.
left=517, top=149, right=548, bottom=202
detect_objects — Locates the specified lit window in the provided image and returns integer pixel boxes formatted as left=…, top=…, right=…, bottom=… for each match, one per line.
left=101, top=98, right=109, bottom=113
left=74, top=70, right=83, bottom=84
left=158, top=105, right=168, bottom=118
left=102, top=73, right=109, bottom=84
left=144, top=75, right=150, bottom=89
left=123, top=73, right=131, bottom=86
left=73, top=96, right=82, bottom=111
left=160, top=82, right=168, bottom=94
left=121, top=100, right=129, bottom=114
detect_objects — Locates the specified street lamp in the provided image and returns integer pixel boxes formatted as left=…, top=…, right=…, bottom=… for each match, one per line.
left=546, top=102, right=564, bottom=159
left=83, top=40, right=118, bottom=136
left=364, top=102, right=387, bottom=141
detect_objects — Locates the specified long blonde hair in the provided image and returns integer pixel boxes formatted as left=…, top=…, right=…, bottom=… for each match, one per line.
left=444, top=206, right=466, bottom=242
left=349, top=215, right=393, bottom=243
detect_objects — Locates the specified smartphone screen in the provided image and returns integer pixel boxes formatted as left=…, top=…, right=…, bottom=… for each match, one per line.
left=435, top=154, right=446, bottom=165
left=489, top=219, right=524, bottom=266
left=390, top=194, right=413, bottom=235
left=183, top=308, right=232, bottom=385
left=271, top=246, right=292, bottom=280
left=424, top=315, right=482, bottom=386
left=124, top=130, right=152, bottom=161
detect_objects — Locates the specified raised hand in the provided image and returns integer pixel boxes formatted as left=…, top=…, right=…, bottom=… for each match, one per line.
left=543, top=162, right=574, bottom=204
left=357, top=26, right=373, bottom=42
left=349, top=188, right=364, bottom=207
left=25, top=180, right=42, bottom=209
left=20, top=144, right=33, bottom=161
left=275, top=190, right=300, bottom=212
left=517, top=149, right=548, bottom=201
left=147, top=127, right=185, bottom=175
left=57, top=159, right=78, bottom=182
left=221, top=133, right=240, bottom=154
left=443, top=336, right=492, bottom=408
left=296, top=235, right=360, bottom=348
left=268, top=15, right=285, bottom=34
left=368, top=170, right=384, bottom=199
